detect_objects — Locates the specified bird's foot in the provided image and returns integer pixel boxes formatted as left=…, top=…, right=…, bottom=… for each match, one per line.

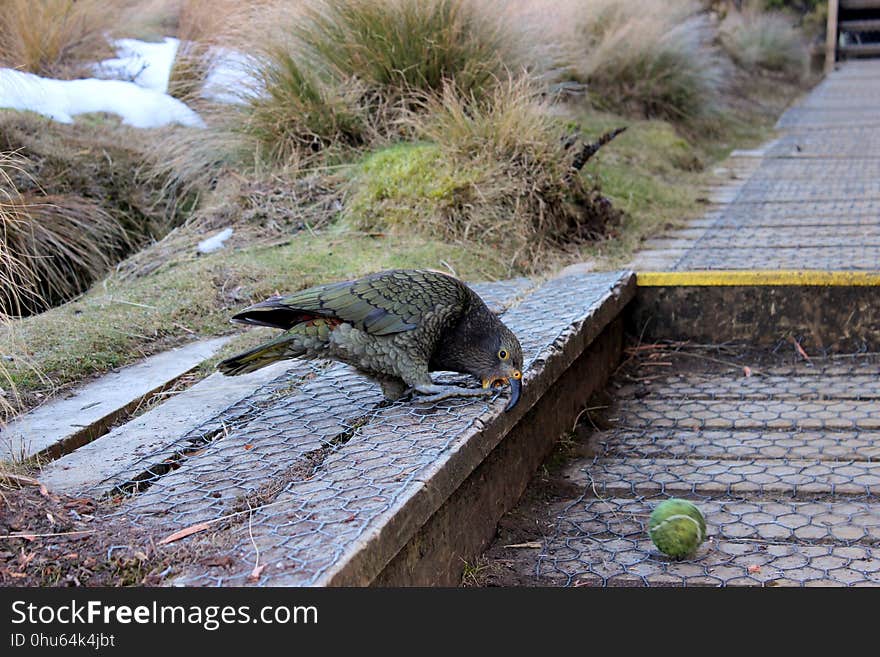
left=377, top=377, right=412, bottom=402
left=412, top=384, right=494, bottom=405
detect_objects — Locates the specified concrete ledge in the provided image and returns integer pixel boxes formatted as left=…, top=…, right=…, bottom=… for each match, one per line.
left=2, top=337, right=231, bottom=461
left=631, top=284, right=880, bottom=352
left=124, top=271, right=634, bottom=586
left=322, top=278, right=633, bottom=586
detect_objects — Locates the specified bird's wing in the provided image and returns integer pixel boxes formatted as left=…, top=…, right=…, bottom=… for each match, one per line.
left=231, top=270, right=467, bottom=336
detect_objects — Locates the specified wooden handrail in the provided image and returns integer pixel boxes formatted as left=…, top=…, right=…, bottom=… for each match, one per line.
left=826, top=0, right=840, bottom=73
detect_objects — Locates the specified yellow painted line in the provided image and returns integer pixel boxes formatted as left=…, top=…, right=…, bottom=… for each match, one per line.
left=637, top=270, right=880, bottom=287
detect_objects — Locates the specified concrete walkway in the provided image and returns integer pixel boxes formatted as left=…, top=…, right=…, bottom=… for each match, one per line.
left=633, top=60, right=880, bottom=272
left=477, top=60, right=880, bottom=587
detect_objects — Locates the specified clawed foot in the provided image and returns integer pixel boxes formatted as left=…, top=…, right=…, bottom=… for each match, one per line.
left=412, top=384, right=494, bottom=405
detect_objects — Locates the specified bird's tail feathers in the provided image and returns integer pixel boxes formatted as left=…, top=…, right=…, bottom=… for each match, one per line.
left=217, top=336, right=301, bottom=376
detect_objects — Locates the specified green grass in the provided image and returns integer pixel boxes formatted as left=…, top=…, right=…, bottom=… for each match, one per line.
left=570, top=88, right=790, bottom=269
left=294, top=0, right=515, bottom=102
left=0, top=227, right=504, bottom=408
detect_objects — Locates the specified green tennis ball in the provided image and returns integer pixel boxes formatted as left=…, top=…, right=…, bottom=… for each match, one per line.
left=648, top=498, right=707, bottom=559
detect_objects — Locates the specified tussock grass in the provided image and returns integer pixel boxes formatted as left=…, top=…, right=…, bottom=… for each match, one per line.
left=0, top=154, right=31, bottom=423
left=234, top=0, right=518, bottom=168
left=348, top=77, right=621, bottom=271
left=721, top=5, right=808, bottom=80
left=563, top=0, right=725, bottom=125
left=0, top=153, right=32, bottom=317
left=167, top=0, right=248, bottom=102
left=0, top=113, right=190, bottom=313
left=0, top=0, right=115, bottom=78
left=3, top=194, right=130, bottom=314
left=245, top=49, right=370, bottom=166
left=296, top=0, right=515, bottom=102
left=1, top=152, right=130, bottom=315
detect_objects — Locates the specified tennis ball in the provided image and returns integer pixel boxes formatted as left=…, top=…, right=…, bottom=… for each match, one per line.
left=648, top=498, right=707, bottom=559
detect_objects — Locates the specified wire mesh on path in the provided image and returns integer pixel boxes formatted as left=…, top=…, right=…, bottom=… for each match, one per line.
left=95, top=272, right=627, bottom=586
left=532, top=354, right=880, bottom=587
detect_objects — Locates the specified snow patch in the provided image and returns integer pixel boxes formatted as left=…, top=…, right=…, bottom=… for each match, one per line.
left=94, top=37, right=180, bottom=93
left=197, top=227, right=234, bottom=254
left=202, top=48, right=260, bottom=105
left=0, top=68, right=205, bottom=129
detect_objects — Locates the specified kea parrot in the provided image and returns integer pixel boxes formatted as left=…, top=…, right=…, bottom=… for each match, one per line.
left=218, top=269, right=524, bottom=410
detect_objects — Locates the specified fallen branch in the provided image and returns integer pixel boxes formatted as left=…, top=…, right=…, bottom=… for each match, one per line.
left=0, top=529, right=97, bottom=540
left=570, top=127, right=628, bottom=173
left=0, top=472, right=41, bottom=487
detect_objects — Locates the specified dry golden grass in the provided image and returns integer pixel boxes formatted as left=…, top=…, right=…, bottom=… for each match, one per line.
left=567, top=0, right=725, bottom=124
left=166, top=0, right=256, bottom=101
left=503, top=0, right=726, bottom=126
left=347, top=76, right=621, bottom=272
left=0, top=154, right=28, bottom=423
left=0, top=153, right=131, bottom=316
left=721, top=4, right=808, bottom=80
left=0, top=0, right=115, bottom=78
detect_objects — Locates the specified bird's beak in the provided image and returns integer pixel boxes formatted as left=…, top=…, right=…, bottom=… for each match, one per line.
left=505, top=375, right=521, bottom=412
left=482, top=371, right=522, bottom=412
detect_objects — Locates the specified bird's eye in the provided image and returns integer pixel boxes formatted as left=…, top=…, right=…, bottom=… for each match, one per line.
left=512, top=370, right=522, bottom=380
left=498, top=349, right=508, bottom=360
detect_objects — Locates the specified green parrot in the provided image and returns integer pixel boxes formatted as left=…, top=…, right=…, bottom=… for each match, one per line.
left=218, top=269, right=524, bottom=410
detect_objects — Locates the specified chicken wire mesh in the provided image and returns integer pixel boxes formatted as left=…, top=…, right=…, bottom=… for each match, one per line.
left=91, top=271, right=628, bottom=586
left=531, top=357, right=880, bottom=587
left=537, top=494, right=880, bottom=587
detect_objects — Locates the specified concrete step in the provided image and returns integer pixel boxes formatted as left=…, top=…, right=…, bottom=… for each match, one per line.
left=674, top=245, right=880, bottom=270
left=1, top=337, right=231, bottom=460
left=840, top=43, right=880, bottom=57
left=538, top=533, right=880, bottom=586
left=550, top=497, right=880, bottom=546
left=841, top=0, right=880, bottom=9
left=37, top=361, right=321, bottom=493
left=840, top=19, right=880, bottom=32
left=768, top=129, right=880, bottom=158
left=708, top=200, right=880, bottom=227
left=594, top=429, right=880, bottom=462
left=614, top=398, right=880, bottom=431
left=41, top=270, right=636, bottom=586
left=750, top=157, right=880, bottom=180
left=652, top=224, right=880, bottom=249
left=616, top=372, right=880, bottom=400
left=732, top=179, right=880, bottom=203
left=776, top=108, right=880, bottom=130
left=563, top=457, right=880, bottom=499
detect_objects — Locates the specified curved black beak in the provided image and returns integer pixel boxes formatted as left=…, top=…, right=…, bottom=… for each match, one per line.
left=504, top=376, right=521, bottom=412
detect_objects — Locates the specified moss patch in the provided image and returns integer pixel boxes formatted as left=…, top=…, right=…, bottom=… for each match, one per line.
left=345, top=142, right=482, bottom=230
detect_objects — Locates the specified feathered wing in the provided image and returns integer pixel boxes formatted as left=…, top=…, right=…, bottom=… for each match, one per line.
left=230, top=269, right=468, bottom=336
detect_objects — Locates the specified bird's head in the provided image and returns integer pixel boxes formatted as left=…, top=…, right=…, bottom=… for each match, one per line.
left=473, top=324, right=524, bottom=412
